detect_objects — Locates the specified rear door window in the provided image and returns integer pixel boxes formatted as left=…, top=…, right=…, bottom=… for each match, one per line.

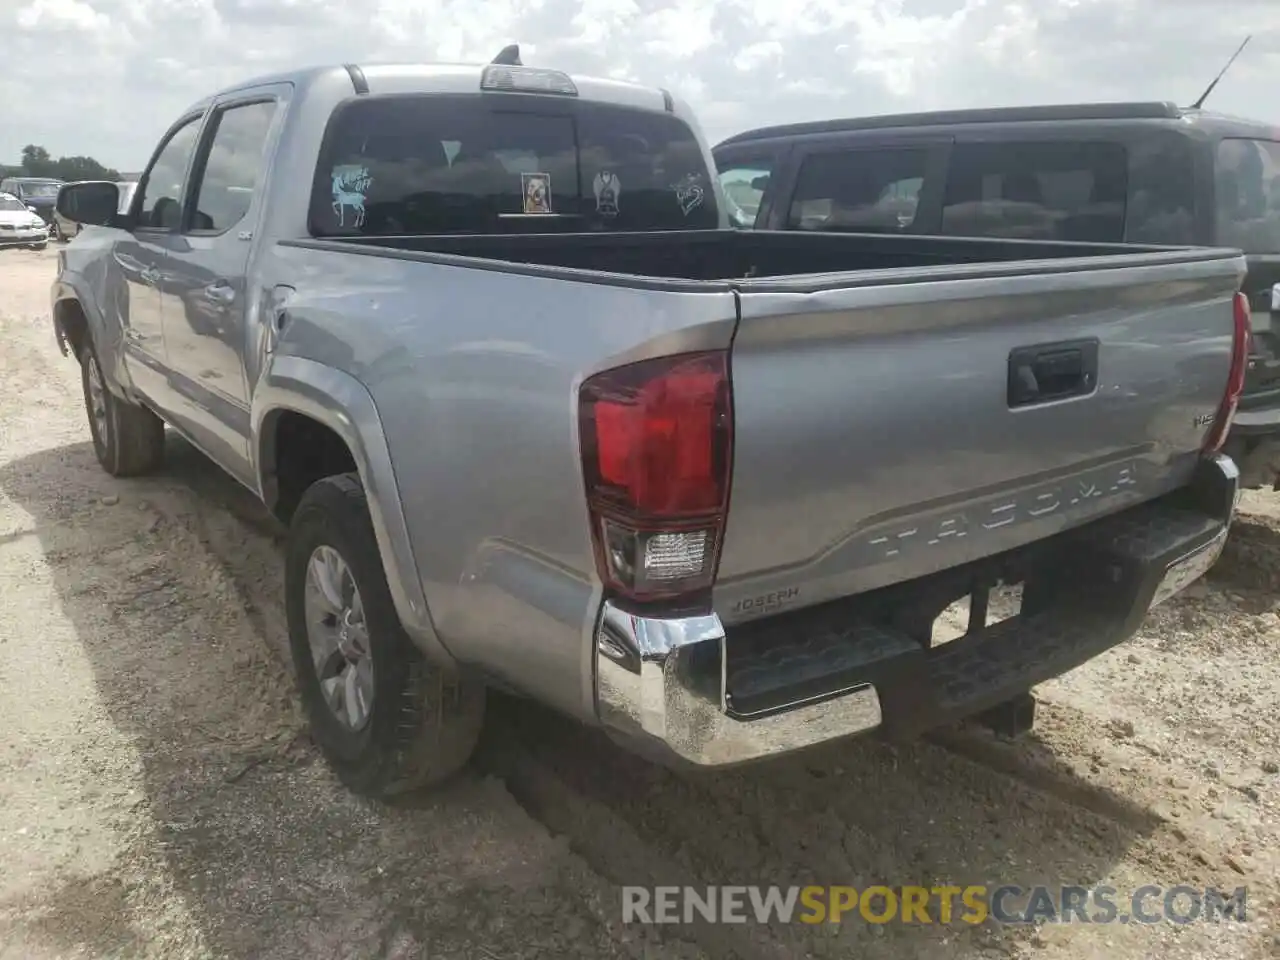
left=940, top=140, right=1128, bottom=242
left=309, top=95, right=719, bottom=235
left=1215, top=138, right=1280, bottom=254
left=189, top=99, right=279, bottom=233
left=786, top=148, right=930, bottom=233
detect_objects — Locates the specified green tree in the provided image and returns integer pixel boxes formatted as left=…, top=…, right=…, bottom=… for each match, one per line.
left=10, top=144, right=121, bottom=182
left=51, top=155, right=121, bottom=181
left=20, top=144, right=53, bottom=176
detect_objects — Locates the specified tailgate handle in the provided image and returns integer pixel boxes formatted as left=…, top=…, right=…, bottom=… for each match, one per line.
left=1008, top=339, right=1099, bottom=408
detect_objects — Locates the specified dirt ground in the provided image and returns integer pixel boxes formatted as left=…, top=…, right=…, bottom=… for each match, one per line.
left=0, top=245, right=1277, bottom=960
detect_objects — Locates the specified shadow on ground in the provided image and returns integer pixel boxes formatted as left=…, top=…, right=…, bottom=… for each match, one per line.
left=1209, top=513, right=1280, bottom=595
left=0, top=434, right=1169, bottom=960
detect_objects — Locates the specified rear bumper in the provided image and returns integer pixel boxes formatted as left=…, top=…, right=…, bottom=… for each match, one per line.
left=594, top=454, right=1238, bottom=768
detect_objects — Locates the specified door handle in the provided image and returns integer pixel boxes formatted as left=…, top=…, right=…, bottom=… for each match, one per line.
left=1008, top=338, right=1099, bottom=408
left=202, top=281, right=236, bottom=306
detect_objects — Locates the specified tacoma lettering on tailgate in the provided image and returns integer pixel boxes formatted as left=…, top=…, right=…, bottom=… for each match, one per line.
left=864, top=460, right=1142, bottom=562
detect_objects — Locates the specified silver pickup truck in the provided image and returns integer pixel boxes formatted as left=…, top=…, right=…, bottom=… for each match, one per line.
left=52, top=55, right=1250, bottom=798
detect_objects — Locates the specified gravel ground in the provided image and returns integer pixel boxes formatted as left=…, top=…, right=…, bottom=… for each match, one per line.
left=0, top=245, right=1277, bottom=960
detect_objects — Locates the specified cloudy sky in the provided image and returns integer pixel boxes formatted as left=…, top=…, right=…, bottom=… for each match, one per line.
left=2, top=0, right=1278, bottom=171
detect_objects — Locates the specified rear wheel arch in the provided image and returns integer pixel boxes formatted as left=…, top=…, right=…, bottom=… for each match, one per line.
left=258, top=407, right=360, bottom=525
left=252, top=364, right=455, bottom=670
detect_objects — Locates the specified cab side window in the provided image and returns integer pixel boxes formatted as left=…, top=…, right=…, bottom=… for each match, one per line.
left=787, top=149, right=930, bottom=233
left=940, top=141, right=1129, bottom=242
left=135, top=116, right=203, bottom=230
left=190, top=100, right=279, bottom=233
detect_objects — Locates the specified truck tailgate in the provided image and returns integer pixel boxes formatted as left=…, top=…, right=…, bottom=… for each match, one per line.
left=715, top=249, right=1246, bottom=622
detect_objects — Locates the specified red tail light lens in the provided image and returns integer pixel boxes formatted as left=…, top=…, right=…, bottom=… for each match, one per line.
left=1203, top=292, right=1251, bottom=454
left=579, top=351, right=733, bottom=605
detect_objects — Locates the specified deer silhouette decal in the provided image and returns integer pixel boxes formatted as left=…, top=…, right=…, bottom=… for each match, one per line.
left=331, top=165, right=371, bottom=228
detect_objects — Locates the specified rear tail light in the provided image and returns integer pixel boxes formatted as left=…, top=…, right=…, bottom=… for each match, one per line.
left=578, top=350, right=733, bottom=607
left=1202, top=291, right=1251, bottom=454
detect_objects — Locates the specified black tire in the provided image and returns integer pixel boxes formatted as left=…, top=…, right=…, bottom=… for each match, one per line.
left=80, top=344, right=166, bottom=476
left=285, top=472, right=485, bottom=797
left=31, top=241, right=47, bottom=251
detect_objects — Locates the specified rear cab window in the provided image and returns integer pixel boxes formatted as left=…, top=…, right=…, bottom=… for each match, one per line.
left=308, top=95, right=720, bottom=236
left=1215, top=137, right=1280, bottom=254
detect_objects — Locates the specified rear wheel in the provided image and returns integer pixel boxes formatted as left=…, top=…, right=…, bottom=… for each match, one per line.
left=80, top=344, right=165, bottom=476
left=285, top=472, right=485, bottom=797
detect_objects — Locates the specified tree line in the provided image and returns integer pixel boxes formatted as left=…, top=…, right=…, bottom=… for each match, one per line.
left=0, top=145, right=122, bottom=183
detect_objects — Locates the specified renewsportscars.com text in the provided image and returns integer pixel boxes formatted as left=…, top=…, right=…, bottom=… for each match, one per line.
left=621, top=885, right=1248, bottom=926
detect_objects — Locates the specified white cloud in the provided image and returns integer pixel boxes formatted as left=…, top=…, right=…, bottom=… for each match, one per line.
left=733, top=41, right=782, bottom=72
left=0, top=0, right=1278, bottom=170
left=15, top=0, right=108, bottom=31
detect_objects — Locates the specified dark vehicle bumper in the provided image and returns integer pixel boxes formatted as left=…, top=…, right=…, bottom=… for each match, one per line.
left=1223, top=364, right=1280, bottom=487
left=595, top=454, right=1238, bottom=767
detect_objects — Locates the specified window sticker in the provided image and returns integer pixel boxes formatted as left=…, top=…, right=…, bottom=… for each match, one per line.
left=331, top=165, right=371, bottom=228
left=593, top=171, right=621, bottom=216
left=672, top=173, right=705, bottom=216
left=522, top=172, right=553, bottom=214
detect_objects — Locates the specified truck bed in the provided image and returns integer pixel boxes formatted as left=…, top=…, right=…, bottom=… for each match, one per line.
left=268, top=227, right=1244, bottom=725
left=302, top=228, right=1192, bottom=284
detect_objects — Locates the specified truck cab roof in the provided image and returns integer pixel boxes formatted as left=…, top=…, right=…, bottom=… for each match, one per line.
left=183, top=60, right=682, bottom=123
left=716, top=100, right=1280, bottom=148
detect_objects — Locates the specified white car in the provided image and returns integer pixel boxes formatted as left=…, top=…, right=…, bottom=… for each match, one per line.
left=0, top=192, right=49, bottom=250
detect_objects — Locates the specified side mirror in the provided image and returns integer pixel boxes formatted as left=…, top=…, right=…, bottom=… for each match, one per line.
left=26, top=205, right=37, bottom=214
left=56, top=181, right=121, bottom=228
left=750, top=175, right=770, bottom=192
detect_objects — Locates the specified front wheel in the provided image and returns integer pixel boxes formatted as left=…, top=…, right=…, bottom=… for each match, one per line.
left=30, top=241, right=47, bottom=250
left=285, top=472, right=485, bottom=797
left=80, top=344, right=165, bottom=476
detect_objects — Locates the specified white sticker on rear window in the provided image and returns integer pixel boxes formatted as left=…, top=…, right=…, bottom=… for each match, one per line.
left=672, top=173, right=704, bottom=216
left=331, top=165, right=370, bottom=228
left=593, top=171, right=620, bottom=216
left=522, top=172, right=553, bottom=214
